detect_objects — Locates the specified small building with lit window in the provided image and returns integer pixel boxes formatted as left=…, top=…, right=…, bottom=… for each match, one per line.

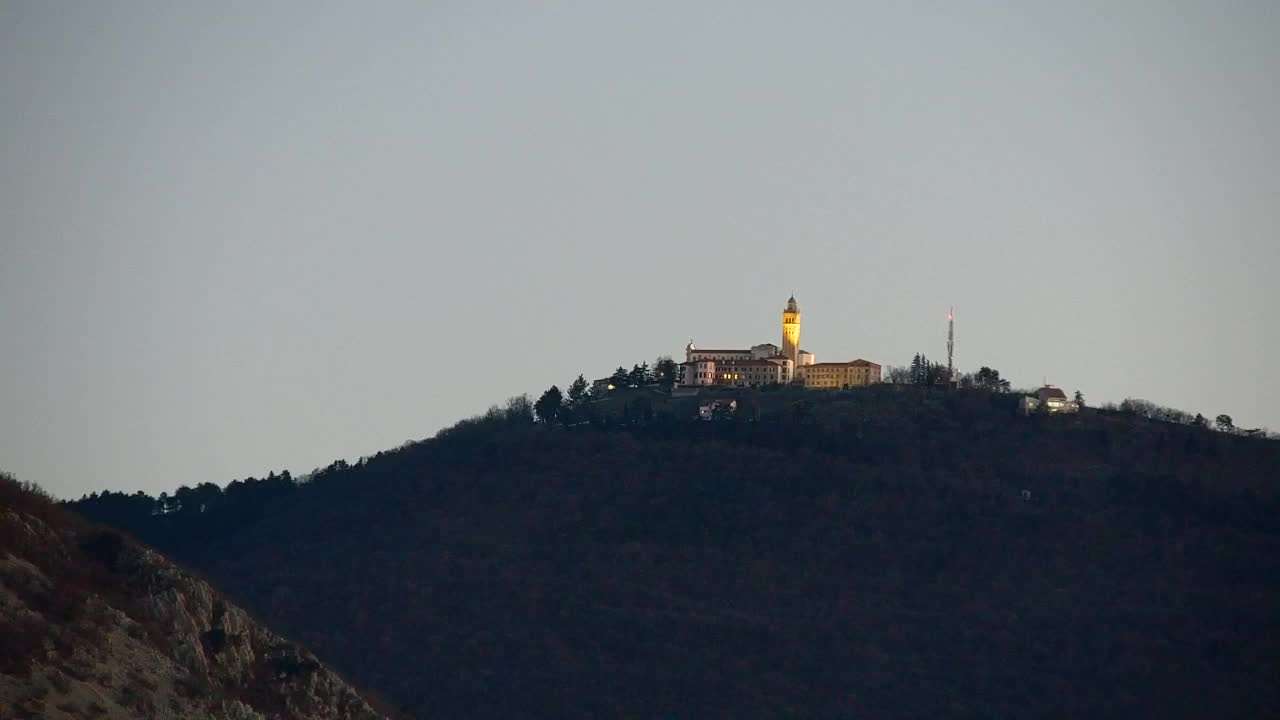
left=1020, top=385, right=1080, bottom=415
left=795, top=359, right=881, bottom=389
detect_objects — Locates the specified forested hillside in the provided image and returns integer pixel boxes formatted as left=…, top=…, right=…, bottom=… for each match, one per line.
left=71, top=386, right=1280, bottom=719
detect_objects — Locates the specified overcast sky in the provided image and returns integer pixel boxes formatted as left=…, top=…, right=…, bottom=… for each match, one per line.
left=2, top=2, right=1277, bottom=499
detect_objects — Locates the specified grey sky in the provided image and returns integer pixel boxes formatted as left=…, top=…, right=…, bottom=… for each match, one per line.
left=2, top=2, right=1277, bottom=499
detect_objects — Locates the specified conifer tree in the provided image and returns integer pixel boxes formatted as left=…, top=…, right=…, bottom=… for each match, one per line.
left=567, top=375, right=589, bottom=407
left=911, top=354, right=933, bottom=385
left=609, top=367, right=628, bottom=387
left=534, top=386, right=563, bottom=425
left=627, top=363, right=650, bottom=387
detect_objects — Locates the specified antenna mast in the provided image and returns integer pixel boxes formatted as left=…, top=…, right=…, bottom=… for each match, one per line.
left=946, top=306, right=955, bottom=383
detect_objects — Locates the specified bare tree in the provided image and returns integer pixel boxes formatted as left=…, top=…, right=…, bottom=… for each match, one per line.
left=883, top=365, right=912, bottom=384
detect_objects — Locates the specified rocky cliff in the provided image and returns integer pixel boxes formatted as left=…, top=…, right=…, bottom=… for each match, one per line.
left=0, top=475, right=396, bottom=720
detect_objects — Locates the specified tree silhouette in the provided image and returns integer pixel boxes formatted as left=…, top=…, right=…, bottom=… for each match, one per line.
left=535, top=386, right=564, bottom=425
left=505, top=394, right=535, bottom=424
left=883, top=365, right=911, bottom=384
left=653, top=357, right=678, bottom=389
left=627, top=363, right=651, bottom=387
left=973, top=367, right=1011, bottom=392
left=609, top=367, right=629, bottom=388
left=567, top=375, right=589, bottom=407
left=924, top=361, right=947, bottom=386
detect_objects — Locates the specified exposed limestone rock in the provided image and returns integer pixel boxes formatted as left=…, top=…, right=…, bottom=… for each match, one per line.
left=0, top=503, right=393, bottom=720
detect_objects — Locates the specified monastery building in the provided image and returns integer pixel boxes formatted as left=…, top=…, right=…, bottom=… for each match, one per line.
left=677, top=296, right=881, bottom=390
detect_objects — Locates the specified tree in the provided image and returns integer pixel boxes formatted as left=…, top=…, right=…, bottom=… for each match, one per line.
left=567, top=375, right=589, bottom=407
left=906, top=354, right=949, bottom=385
left=158, top=491, right=178, bottom=515
left=608, top=367, right=629, bottom=388
left=1215, top=414, right=1234, bottom=433
left=505, top=394, right=535, bottom=424
left=653, top=357, right=678, bottom=389
left=973, top=366, right=1011, bottom=393
left=534, top=386, right=563, bottom=425
left=562, top=375, right=592, bottom=427
left=627, top=363, right=651, bottom=388
left=1120, top=398, right=1155, bottom=417
left=193, top=482, right=222, bottom=514
left=1074, top=390, right=1084, bottom=406
left=883, top=366, right=911, bottom=385
left=923, top=361, right=947, bottom=386
left=1193, top=413, right=1209, bottom=428
left=1118, top=398, right=1198, bottom=425
left=174, top=485, right=200, bottom=516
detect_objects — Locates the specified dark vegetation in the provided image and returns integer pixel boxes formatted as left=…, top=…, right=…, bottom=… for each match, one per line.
left=68, top=386, right=1280, bottom=719
left=882, top=356, right=1011, bottom=390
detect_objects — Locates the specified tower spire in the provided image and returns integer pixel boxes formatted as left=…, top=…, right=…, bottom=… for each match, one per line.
left=782, top=294, right=801, bottom=365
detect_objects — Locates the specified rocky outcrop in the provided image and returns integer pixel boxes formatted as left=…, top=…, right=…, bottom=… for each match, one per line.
left=0, top=495, right=395, bottom=720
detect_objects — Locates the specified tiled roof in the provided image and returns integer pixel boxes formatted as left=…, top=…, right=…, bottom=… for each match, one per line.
left=715, top=360, right=787, bottom=368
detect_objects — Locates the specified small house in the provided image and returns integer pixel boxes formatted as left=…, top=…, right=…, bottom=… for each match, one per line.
left=1022, top=385, right=1079, bottom=415
left=698, top=398, right=737, bottom=420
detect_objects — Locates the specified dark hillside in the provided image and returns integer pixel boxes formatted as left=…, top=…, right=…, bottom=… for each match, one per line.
left=71, top=387, right=1280, bottom=719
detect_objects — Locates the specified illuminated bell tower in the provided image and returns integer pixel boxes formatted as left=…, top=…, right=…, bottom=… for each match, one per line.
left=782, top=295, right=801, bottom=364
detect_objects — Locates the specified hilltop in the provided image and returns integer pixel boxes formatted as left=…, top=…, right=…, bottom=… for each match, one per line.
left=71, top=386, right=1280, bottom=719
left=0, top=474, right=398, bottom=720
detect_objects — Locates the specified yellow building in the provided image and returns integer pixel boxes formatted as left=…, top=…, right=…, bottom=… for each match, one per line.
left=676, top=294, right=879, bottom=391
left=796, top=360, right=881, bottom=389
left=782, top=295, right=801, bottom=364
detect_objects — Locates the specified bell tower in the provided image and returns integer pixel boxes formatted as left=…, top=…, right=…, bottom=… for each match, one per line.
left=782, top=295, right=801, bottom=364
